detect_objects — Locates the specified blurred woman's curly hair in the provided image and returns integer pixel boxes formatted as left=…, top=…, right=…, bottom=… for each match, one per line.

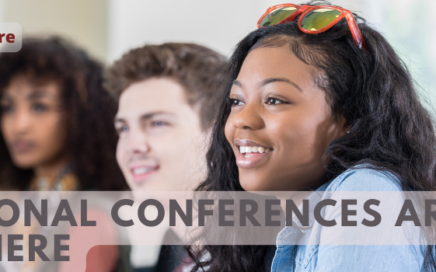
left=0, top=37, right=128, bottom=191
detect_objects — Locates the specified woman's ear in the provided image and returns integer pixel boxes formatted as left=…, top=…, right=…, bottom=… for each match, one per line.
left=337, top=114, right=350, bottom=136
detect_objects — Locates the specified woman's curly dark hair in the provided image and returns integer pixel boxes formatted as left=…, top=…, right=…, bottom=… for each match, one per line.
left=0, top=37, right=128, bottom=191
left=187, top=1, right=436, bottom=271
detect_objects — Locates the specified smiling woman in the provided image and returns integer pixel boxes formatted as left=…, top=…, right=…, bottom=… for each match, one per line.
left=188, top=1, right=436, bottom=271
left=225, top=46, right=346, bottom=192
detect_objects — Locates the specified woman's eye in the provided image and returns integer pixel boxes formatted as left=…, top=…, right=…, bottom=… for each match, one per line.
left=0, top=104, right=14, bottom=114
left=229, top=98, right=244, bottom=107
left=31, top=103, right=48, bottom=113
left=266, top=97, right=284, bottom=105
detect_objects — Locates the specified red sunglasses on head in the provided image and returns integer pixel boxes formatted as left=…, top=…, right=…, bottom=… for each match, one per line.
left=257, top=4, right=368, bottom=51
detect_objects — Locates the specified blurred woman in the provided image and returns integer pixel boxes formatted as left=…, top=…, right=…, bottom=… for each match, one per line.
left=0, top=37, right=126, bottom=192
left=0, top=37, right=130, bottom=272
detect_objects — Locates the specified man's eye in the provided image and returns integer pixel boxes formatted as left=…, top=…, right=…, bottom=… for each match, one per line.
left=151, top=121, right=168, bottom=127
left=117, top=125, right=129, bottom=134
left=266, top=97, right=284, bottom=105
left=229, top=98, right=244, bottom=106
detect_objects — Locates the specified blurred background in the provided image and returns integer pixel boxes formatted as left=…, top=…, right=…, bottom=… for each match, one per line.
left=0, top=0, right=435, bottom=106
left=0, top=0, right=434, bottom=270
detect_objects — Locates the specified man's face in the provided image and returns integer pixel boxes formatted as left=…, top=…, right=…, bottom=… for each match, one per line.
left=115, top=78, right=208, bottom=195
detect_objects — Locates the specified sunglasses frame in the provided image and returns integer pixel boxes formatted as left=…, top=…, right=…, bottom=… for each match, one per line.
left=257, top=4, right=368, bottom=51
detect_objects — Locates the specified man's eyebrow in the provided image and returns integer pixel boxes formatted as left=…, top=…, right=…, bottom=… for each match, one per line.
left=114, top=117, right=125, bottom=124
left=140, top=111, right=175, bottom=121
left=114, top=111, right=175, bottom=124
left=259, top=77, right=303, bottom=92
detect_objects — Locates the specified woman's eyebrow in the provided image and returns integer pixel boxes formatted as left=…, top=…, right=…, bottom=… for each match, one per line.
left=233, top=80, right=242, bottom=87
left=0, top=94, right=11, bottom=101
left=259, top=77, right=302, bottom=92
left=27, top=91, right=54, bottom=100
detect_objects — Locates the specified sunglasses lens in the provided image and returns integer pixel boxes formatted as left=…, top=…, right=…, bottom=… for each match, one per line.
left=259, top=7, right=298, bottom=27
left=300, top=8, right=341, bottom=31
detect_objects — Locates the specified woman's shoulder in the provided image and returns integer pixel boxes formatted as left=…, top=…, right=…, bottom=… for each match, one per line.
left=325, top=164, right=402, bottom=192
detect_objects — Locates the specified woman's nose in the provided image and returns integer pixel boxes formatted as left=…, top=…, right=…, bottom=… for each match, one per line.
left=14, top=110, right=31, bottom=134
left=232, top=102, right=264, bottom=130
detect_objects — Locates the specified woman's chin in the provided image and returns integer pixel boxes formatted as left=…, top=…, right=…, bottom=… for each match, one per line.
left=11, top=158, right=36, bottom=170
left=240, top=178, right=268, bottom=192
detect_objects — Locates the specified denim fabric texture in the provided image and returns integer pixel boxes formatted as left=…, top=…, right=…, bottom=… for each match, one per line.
left=270, top=165, right=425, bottom=272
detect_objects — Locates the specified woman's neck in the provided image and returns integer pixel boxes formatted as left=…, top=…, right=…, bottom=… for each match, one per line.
left=34, top=156, right=69, bottom=180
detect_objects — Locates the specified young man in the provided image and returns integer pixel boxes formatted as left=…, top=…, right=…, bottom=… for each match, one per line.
left=106, top=43, right=227, bottom=272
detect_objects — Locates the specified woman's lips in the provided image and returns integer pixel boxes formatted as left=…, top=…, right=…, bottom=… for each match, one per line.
left=11, top=140, right=36, bottom=153
left=234, top=139, right=274, bottom=169
left=236, top=151, right=272, bottom=168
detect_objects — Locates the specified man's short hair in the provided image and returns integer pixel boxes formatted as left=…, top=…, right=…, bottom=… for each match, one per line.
left=106, top=43, right=227, bottom=130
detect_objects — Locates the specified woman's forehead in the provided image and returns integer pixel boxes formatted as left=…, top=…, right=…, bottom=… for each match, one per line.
left=2, top=77, right=60, bottom=99
left=237, top=46, right=317, bottom=92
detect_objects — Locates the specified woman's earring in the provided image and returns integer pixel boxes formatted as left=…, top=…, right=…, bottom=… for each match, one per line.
left=346, top=130, right=350, bottom=134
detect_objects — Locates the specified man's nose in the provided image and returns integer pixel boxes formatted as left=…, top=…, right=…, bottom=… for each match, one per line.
left=127, top=126, right=149, bottom=153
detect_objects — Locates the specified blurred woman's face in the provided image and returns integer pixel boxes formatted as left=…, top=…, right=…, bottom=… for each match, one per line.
left=0, top=76, right=68, bottom=170
left=225, top=46, right=346, bottom=191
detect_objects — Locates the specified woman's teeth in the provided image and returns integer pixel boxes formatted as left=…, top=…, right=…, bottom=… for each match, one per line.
left=239, top=146, right=272, bottom=154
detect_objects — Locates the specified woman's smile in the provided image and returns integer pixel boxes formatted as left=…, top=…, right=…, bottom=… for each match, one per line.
left=224, top=45, right=346, bottom=191
left=234, top=138, right=274, bottom=168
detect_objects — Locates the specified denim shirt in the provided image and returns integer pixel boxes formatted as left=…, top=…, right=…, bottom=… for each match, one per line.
left=270, top=165, right=425, bottom=272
